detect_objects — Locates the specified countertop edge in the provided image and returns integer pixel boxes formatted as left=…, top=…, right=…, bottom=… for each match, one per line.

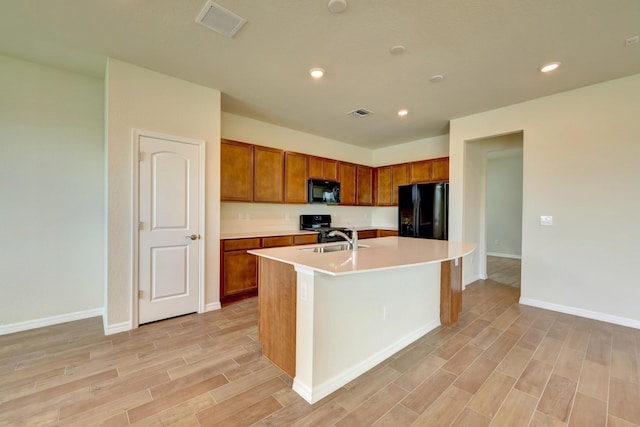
left=248, top=237, right=476, bottom=276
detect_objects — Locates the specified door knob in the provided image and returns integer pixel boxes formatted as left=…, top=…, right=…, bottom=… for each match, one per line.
left=186, top=234, right=198, bottom=240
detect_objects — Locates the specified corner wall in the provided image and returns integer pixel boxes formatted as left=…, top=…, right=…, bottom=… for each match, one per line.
left=450, top=73, right=640, bottom=327
left=105, top=59, right=221, bottom=332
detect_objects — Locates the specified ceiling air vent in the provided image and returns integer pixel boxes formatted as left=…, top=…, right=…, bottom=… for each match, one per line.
left=348, top=108, right=374, bottom=118
left=196, top=1, right=247, bottom=38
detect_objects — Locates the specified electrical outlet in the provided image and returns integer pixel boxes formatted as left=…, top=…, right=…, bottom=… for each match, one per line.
left=540, top=215, right=553, bottom=226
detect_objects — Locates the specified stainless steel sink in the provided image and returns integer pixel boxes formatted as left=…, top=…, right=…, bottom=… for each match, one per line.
left=300, top=243, right=368, bottom=253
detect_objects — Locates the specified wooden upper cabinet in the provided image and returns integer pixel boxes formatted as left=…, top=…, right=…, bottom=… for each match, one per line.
left=431, top=157, right=449, bottom=181
left=307, top=156, right=339, bottom=181
left=376, top=166, right=393, bottom=206
left=357, top=165, right=374, bottom=206
left=323, top=159, right=339, bottom=181
left=338, top=162, right=357, bottom=205
left=410, top=159, right=432, bottom=183
left=254, top=146, right=284, bottom=203
left=284, top=152, right=307, bottom=204
left=391, top=163, right=410, bottom=204
left=307, top=156, right=323, bottom=179
left=409, top=158, right=449, bottom=184
left=376, top=163, right=409, bottom=206
left=221, top=139, right=253, bottom=202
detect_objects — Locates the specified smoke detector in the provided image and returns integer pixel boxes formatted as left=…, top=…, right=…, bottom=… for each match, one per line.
left=348, top=108, right=374, bottom=118
left=196, top=1, right=247, bottom=38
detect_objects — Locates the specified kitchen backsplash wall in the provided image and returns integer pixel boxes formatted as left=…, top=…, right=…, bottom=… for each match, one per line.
left=221, top=203, right=397, bottom=234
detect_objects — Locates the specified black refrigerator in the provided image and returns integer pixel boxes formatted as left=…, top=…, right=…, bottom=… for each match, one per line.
left=398, top=182, right=448, bottom=240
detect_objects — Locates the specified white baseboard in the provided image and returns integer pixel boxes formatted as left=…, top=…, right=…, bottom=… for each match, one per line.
left=519, top=297, right=640, bottom=330
left=205, top=302, right=221, bottom=312
left=293, top=319, right=441, bottom=404
left=0, top=308, right=104, bottom=336
left=487, top=252, right=522, bottom=259
left=104, top=320, right=132, bottom=336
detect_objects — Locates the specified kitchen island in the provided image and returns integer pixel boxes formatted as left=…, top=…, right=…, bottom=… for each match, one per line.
left=249, top=236, right=476, bottom=404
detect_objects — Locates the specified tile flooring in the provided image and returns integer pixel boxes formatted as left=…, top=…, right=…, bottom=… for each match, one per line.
left=1, top=276, right=639, bottom=425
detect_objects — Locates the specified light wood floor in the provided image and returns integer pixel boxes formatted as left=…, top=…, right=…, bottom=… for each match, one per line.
left=1, top=281, right=639, bottom=426
left=487, top=256, right=521, bottom=288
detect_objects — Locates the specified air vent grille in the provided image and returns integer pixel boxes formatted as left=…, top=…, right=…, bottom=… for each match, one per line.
left=348, top=108, right=374, bottom=118
left=196, top=1, right=247, bottom=38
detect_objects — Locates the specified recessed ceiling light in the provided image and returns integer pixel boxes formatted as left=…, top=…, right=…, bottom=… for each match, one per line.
left=309, top=68, right=325, bottom=79
left=539, top=62, right=561, bottom=73
left=328, top=0, right=347, bottom=13
left=397, top=109, right=409, bottom=117
left=390, top=45, right=406, bottom=55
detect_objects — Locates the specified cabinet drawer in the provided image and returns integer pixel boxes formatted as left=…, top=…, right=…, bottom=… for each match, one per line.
left=377, top=229, right=398, bottom=237
left=293, top=234, right=319, bottom=245
left=262, top=235, right=294, bottom=248
left=223, top=238, right=261, bottom=251
left=358, top=230, right=377, bottom=239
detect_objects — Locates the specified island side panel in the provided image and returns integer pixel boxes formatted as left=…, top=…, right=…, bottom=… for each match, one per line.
left=440, top=258, right=463, bottom=325
left=258, top=257, right=297, bottom=377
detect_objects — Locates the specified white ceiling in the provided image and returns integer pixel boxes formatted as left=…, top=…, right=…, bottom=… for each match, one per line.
left=1, top=0, right=639, bottom=148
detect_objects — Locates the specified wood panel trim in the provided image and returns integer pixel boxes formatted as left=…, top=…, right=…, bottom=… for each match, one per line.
left=258, top=258, right=297, bottom=377
left=440, top=258, right=463, bottom=325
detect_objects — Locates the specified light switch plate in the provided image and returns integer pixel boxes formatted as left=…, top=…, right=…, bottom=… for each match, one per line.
left=540, top=215, right=553, bottom=226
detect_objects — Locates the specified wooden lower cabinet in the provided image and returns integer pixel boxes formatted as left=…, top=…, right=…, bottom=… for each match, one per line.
left=358, top=229, right=398, bottom=239
left=220, top=233, right=319, bottom=304
left=357, top=230, right=377, bottom=239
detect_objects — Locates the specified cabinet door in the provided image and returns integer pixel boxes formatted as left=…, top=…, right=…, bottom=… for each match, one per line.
left=284, top=152, right=307, bottom=203
left=221, top=140, right=253, bottom=201
left=338, top=162, right=357, bottom=205
left=293, top=234, right=319, bottom=245
left=357, top=165, right=373, bottom=206
left=222, top=250, right=258, bottom=298
left=307, top=156, right=324, bottom=180
left=391, top=163, right=410, bottom=204
left=323, top=159, right=339, bottom=181
left=376, top=166, right=393, bottom=206
left=431, top=157, right=449, bottom=181
left=254, top=146, right=284, bottom=203
left=410, top=160, right=432, bottom=183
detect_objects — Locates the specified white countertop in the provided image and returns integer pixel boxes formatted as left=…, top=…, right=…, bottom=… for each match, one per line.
left=248, top=236, right=476, bottom=276
left=221, top=230, right=319, bottom=240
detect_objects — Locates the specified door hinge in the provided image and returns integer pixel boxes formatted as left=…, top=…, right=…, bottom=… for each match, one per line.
left=139, top=290, right=143, bottom=299
left=138, top=151, right=142, bottom=162
left=138, top=221, right=143, bottom=231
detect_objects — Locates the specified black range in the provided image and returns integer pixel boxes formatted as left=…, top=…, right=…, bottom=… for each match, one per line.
left=300, top=214, right=353, bottom=243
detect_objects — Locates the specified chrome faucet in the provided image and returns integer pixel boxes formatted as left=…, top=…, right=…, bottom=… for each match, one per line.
left=328, top=226, right=359, bottom=251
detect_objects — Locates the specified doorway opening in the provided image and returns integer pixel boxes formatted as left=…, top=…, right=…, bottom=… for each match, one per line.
left=464, top=132, right=523, bottom=294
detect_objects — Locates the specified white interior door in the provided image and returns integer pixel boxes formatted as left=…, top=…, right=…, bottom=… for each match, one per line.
left=138, top=135, right=200, bottom=324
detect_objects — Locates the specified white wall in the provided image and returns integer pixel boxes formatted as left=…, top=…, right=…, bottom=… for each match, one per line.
left=105, top=59, right=221, bottom=331
left=371, top=134, right=449, bottom=166
left=450, top=73, right=640, bottom=327
left=486, top=149, right=523, bottom=257
left=222, top=112, right=372, bottom=164
left=0, top=55, right=104, bottom=329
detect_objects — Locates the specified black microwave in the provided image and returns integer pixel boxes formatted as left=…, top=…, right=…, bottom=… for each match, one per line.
left=308, top=179, right=341, bottom=204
